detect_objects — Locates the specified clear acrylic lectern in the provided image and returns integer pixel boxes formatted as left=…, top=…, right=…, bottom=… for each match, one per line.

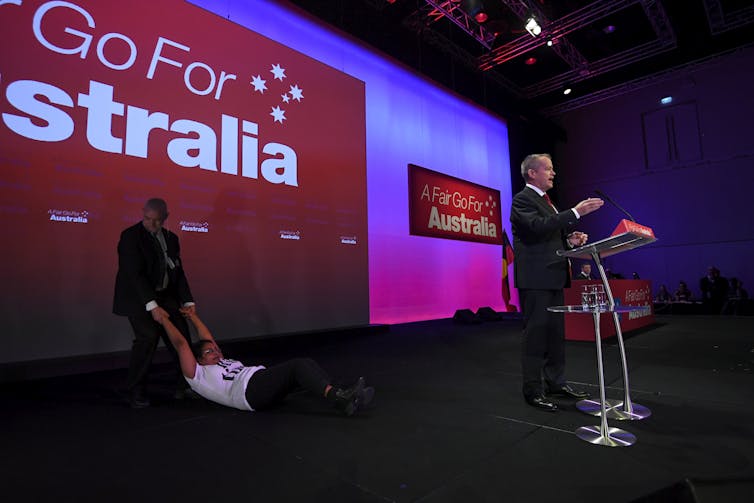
left=551, top=222, right=657, bottom=447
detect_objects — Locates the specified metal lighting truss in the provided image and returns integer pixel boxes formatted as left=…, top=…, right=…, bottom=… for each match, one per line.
left=403, top=5, right=523, bottom=97
left=413, top=0, right=498, bottom=49
left=702, top=0, right=754, bottom=35
left=478, top=0, right=676, bottom=98
left=540, top=43, right=754, bottom=117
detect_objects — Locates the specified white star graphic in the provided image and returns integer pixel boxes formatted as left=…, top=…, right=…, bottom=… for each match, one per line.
left=270, top=63, right=286, bottom=81
left=281, top=93, right=290, bottom=103
left=270, top=105, right=286, bottom=123
left=289, top=84, right=304, bottom=102
left=250, top=75, right=267, bottom=93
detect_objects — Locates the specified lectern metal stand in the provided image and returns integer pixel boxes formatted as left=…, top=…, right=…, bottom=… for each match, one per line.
left=558, top=230, right=656, bottom=424
left=549, top=305, right=640, bottom=447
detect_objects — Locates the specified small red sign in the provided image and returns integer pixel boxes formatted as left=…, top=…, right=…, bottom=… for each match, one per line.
left=408, top=164, right=503, bottom=245
left=611, top=219, right=656, bottom=238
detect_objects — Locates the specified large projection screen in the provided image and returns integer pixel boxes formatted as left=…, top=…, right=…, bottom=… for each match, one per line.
left=1, top=0, right=513, bottom=368
left=0, top=0, right=368, bottom=363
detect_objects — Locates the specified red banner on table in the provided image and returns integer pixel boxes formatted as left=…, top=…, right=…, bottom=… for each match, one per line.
left=565, top=280, right=655, bottom=341
left=408, top=164, right=503, bottom=245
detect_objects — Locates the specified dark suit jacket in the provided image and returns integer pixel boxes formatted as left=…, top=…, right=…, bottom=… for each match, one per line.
left=113, top=222, right=194, bottom=316
left=510, top=186, right=579, bottom=290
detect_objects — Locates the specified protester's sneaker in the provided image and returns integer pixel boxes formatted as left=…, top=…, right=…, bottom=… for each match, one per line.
left=334, top=377, right=374, bottom=416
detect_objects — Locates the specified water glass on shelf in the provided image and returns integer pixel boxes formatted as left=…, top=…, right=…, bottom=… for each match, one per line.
left=581, top=285, right=595, bottom=309
left=595, top=285, right=607, bottom=309
left=581, top=284, right=606, bottom=310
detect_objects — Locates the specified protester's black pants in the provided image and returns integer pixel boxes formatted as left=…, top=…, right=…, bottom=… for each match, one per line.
left=245, top=358, right=331, bottom=410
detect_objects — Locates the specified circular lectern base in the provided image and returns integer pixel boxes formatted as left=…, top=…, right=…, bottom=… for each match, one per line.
left=577, top=399, right=652, bottom=420
left=575, top=425, right=636, bottom=447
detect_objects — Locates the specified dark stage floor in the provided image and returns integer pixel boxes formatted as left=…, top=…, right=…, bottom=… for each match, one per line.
left=3, top=315, right=754, bottom=502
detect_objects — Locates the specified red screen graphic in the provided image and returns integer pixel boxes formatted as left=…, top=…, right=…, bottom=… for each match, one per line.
left=0, top=0, right=368, bottom=362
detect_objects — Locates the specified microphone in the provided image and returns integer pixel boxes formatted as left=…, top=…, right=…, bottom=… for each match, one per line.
left=594, top=189, right=635, bottom=222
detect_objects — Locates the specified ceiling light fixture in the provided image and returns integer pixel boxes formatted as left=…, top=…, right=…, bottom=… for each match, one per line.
left=525, top=17, right=542, bottom=37
left=462, top=0, right=488, bottom=24
left=563, top=86, right=572, bottom=95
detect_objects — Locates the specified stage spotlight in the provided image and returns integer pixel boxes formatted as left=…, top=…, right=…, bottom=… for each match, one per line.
left=462, top=0, right=488, bottom=23
left=563, top=86, right=572, bottom=95
left=525, top=16, right=541, bottom=36
left=546, top=37, right=554, bottom=47
left=660, top=96, right=673, bottom=105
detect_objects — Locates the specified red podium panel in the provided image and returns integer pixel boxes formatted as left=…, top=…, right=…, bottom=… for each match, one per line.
left=565, top=279, right=654, bottom=341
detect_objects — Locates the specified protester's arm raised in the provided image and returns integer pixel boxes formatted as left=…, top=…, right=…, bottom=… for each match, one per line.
left=159, top=316, right=197, bottom=379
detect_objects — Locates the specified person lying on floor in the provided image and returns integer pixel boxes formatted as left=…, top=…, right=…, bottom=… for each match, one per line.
left=157, top=308, right=374, bottom=416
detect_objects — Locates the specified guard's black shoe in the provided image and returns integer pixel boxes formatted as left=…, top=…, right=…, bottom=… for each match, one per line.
left=546, top=384, right=590, bottom=400
left=524, top=394, right=558, bottom=412
left=174, top=387, right=201, bottom=400
left=129, top=391, right=150, bottom=409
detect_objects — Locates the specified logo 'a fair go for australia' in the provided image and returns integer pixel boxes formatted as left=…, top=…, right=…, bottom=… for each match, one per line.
left=0, top=1, right=300, bottom=187
left=421, top=184, right=497, bottom=237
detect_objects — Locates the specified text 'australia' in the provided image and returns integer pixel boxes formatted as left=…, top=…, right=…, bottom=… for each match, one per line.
left=427, top=206, right=497, bottom=237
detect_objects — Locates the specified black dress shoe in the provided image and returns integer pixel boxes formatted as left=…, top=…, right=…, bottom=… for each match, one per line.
left=129, top=393, right=150, bottom=409
left=524, top=395, right=558, bottom=412
left=546, top=384, right=590, bottom=400
left=174, top=387, right=201, bottom=400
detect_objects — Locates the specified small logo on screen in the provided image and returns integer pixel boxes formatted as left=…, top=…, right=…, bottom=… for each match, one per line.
left=279, top=230, right=301, bottom=240
left=48, top=209, right=88, bottom=224
left=340, top=236, right=357, bottom=245
left=179, top=221, right=209, bottom=233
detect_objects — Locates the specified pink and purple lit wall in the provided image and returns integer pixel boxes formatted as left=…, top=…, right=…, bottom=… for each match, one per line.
left=192, top=0, right=515, bottom=324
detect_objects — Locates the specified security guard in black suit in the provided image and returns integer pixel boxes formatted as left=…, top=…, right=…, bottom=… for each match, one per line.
left=113, top=198, right=196, bottom=408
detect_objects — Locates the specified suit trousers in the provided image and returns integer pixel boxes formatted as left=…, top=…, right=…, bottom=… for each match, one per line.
left=126, top=293, right=192, bottom=393
left=520, top=288, right=566, bottom=397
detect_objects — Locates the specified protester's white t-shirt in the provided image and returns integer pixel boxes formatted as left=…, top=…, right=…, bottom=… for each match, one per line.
left=186, top=359, right=265, bottom=411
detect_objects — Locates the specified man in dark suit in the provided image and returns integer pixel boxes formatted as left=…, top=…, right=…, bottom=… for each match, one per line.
left=573, top=263, right=593, bottom=280
left=510, top=154, right=604, bottom=411
left=113, top=198, right=196, bottom=408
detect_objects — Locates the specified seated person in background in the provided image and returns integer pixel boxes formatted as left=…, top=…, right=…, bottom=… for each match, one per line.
left=700, top=266, right=729, bottom=314
left=573, top=263, right=593, bottom=280
left=631, top=272, right=640, bottom=279
left=655, top=284, right=672, bottom=303
left=157, top=308, right=374, bottom=416
left=675, top=281, right=693, bottom=302
left=722, top=278, right=749, bottom=315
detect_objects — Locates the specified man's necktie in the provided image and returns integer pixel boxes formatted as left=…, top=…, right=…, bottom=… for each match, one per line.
left=542, top=193, right=557, bottom=212
left=154, top=232, right=174, bottom=290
